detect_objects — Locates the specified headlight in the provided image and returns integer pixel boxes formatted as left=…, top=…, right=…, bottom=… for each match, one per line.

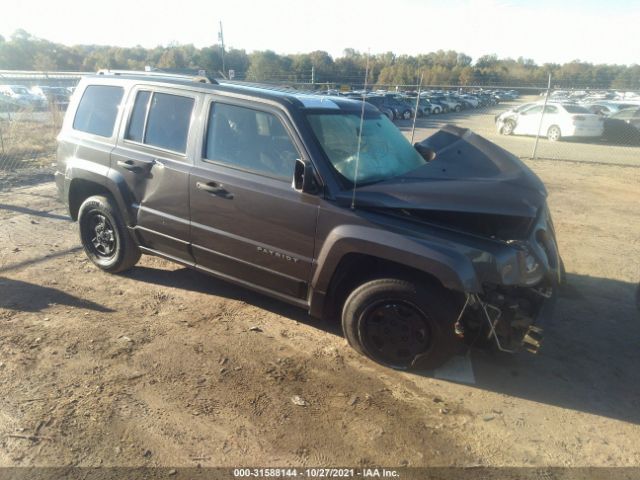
left=508, top=240, right=544, bottom=286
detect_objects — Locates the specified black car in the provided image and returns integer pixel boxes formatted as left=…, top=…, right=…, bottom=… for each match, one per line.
left=602, top=107, right=640, bottom=144
left=55, top=70, right=562, bottom=370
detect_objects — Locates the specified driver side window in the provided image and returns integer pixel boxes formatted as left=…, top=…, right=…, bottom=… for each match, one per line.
left=204, top=102, right=299, bottom=180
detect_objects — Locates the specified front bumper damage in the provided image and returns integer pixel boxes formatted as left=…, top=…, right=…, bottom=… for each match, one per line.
left=458, top=207, right=563, bottom=355
left=456, top=283, right=557, bottom=354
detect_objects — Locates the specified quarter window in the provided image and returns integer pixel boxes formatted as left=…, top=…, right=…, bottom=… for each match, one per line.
left=73, top=85, right=124, bottom=137
left=204, top=103, right=299, bottom=179
left=126, top=90, right=151, bottom=143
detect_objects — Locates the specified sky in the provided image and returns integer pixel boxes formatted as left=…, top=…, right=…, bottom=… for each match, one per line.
left=2, top=0, right=639, bottom=65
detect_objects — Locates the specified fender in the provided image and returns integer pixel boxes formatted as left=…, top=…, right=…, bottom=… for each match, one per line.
left=64, top=158, right=136, bottom=226
left=311, top=224, right=482, bottom=295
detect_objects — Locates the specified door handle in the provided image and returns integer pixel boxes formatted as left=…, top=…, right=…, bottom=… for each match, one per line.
left=196, top=181, right=234, bottom=199
left=117, top=159, right=142, bottom=172
left=117, top=159, right=154, bottom=173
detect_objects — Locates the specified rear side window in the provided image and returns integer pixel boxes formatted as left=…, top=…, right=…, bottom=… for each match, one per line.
left=125, top=91, right=194, bottom=154
left=73, top=85, right=124, bottom=137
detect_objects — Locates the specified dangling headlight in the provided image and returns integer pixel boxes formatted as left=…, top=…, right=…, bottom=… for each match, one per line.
left=508, top=240, right=544, bottom=286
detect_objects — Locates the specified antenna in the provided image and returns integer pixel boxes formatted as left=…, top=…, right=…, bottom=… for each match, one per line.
left=351, top=51, right=370, bottom=210
left=218, top=21, right=226, bottom=79
left=410, top=72, right=423, bottom=145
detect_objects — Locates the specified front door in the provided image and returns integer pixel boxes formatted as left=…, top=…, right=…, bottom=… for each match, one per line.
left=190, top=99, right=319, bottom=303
left=111, top=87, right=201, bottom=262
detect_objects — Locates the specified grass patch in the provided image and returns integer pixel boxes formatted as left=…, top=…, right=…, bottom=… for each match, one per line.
left=0, top=106, right=61, bottom=170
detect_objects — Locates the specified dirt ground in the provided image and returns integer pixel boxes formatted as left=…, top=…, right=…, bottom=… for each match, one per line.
left=1, top=152, right=639, bottom=467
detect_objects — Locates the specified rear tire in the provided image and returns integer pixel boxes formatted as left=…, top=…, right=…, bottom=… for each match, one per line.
left=78, top=195, right=141, bottom=273
left=547, top=125, right=562, bottom=142
left=341, top=278, right=460, bottom=370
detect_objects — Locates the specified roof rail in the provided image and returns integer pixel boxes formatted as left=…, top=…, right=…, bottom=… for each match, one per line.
left=96, top=69, right=218, bottom=84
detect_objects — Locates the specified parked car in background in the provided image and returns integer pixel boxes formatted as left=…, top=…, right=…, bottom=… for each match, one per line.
left=602, top=107, right=640, bottom=144
left=0, top=84, right=45, bottom=108
left=430, top=95, right=462, bottom=112
left=497, top=103, right=603, bottom=141
left=365, top=95, right=406, bottom=120
left=30, top=86, right=71, bottom=110
left=583, top=102, right=639, bottom=117
left=421, top=96, right=444, bottom=114
left=494, top=102, right=538, bottom=129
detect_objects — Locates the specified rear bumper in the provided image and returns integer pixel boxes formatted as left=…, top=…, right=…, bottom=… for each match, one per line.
left=54, top=171, right=66, bottom=202
left=563, top=125, right=603, bottom=137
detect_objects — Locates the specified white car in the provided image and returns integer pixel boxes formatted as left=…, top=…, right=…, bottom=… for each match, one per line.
left=497, top=103, right=603, bottom=141
left=0, top=85, right=44, bottom=107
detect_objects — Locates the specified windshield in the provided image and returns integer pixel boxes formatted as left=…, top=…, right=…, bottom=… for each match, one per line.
left=306, top=111, right=426, bottom=186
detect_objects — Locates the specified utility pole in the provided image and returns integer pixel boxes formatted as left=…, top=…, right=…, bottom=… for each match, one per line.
left=218, top=21, right=226, bottom=78
left=311, top=66, right=315, bottom=85
left=532, top=73, right=551, bottom=159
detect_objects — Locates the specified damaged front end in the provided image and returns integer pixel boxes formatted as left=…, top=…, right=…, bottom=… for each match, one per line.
left=340, top=125, right=564, bottom=355
left=456, top=206, right=564, bottom=353
left=456, top=205, right=563, bottom=354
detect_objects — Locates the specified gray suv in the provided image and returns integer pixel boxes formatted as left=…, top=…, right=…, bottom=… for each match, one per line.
left=56, top=71, right=563, bottom=370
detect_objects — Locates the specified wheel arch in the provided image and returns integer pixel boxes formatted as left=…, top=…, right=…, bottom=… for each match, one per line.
left=66, top=170, right=135, bottom=224
left=309, top=226, right=477, bottom=319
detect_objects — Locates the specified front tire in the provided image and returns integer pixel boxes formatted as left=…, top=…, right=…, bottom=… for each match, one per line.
left=341, top=278, right=460, bottom=370
left=501, top=119, right=515, bottom=135
left=402, top=109, right=412, bottom=120
left=78, top=195, right=141, bottom=273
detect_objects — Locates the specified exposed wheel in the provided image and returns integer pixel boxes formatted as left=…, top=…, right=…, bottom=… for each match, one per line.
left=433, top=106, right=441, bottom=114
left=501, top=119, right=515, bottom=135
left=402, top=109, right=412, bottom=120
left=341, top=278, right=460, bottom=370
left=78, top=195, right=141, bottom=273
left=454, top=105, right=462, bottom=112
left=547, top=125, right=562, bottom=142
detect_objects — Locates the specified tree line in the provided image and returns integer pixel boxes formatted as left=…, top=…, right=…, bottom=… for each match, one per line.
left=1, top=30, right=638, bottom=90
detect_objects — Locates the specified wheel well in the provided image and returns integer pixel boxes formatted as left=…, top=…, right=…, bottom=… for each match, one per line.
left=323, top=253, right=459, bottom=322
left=68, top=179, right=111, bottom=220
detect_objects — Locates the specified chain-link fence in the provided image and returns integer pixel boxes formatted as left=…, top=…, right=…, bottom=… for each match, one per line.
left=0, top=103, right=68, bottom=190
left=1, top=73, right=639, bottom=194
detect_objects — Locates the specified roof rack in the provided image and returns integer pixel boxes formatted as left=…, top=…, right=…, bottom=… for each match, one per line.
left=96, top=69, right=218, bottom=84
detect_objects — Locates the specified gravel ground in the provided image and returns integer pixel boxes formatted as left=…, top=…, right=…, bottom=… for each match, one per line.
left=0, top=102, right=639, bottom=469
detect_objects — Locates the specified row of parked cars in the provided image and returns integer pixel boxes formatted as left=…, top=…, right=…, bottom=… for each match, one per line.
left=0, top=84, right=73, bottom=111
left=495, top=98, right=640, bottom=144
left=320, top=88, right=519, bottom=121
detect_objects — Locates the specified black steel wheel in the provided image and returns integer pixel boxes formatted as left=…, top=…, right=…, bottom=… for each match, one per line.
left=342, top=278, right=460, bottom=370
left=360, top=299, right=432, bottom=366
left=78, top=195, right=141, bottom=273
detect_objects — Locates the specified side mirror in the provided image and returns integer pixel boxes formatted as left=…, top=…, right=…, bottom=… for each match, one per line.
left=293, top=158, right=318, bottom=193
left=414, top=143, right=436, bottom=161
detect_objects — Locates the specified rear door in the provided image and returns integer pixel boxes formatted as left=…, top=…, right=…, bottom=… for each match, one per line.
left=111, top=86, right=202, bottom=262
left=189, top=98, right=319, bottom=303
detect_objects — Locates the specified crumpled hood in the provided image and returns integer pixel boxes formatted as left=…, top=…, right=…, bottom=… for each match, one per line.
left=338, top=124, right=547, bottom=218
